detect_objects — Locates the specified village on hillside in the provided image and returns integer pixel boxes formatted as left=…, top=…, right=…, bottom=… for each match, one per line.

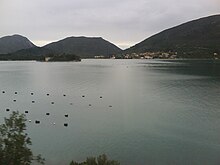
left=95, top=51, right=219, bottom=59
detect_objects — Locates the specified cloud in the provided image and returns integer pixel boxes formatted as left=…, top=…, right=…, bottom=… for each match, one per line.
left=0, top=0, right=219, bottom=48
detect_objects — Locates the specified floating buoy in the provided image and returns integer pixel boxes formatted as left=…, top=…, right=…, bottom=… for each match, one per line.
left=13, top=99, right=16, bottom=102
left=70, top=103, right=73, bottom=105
left=29, top=120, right=31, bottom=122
left=51, top=102, right=54, bottom=104
left=35, top=120, right=40, bottom=124
left=63, top=94, right=66, bottom=97
left=64, top=123, right=68, bottom=127
left=32, top=101, right=35, bottom=103
left=89, top=104, right=92, bottom=106
left=15, top=92, right=18, bottom=94
left=64, top=114, right=68, bottom=117
left=2, top=91, right=5, bottom=93
left=31, top=93, right=34, bottom=95
left=53, top=123, right=56, bottom=125
left=109, top=105, right=112, bottom=108
left=46, top=113, right=50, bottom=116
left=6, top=108, right=10, bottom=112
left=82, top=95, right=85, bottom=98
left=25, top=111, right=29, bottom=114
left=100, top=96, right=103, bottom=99
left=47, top=94, right=50, bottom=96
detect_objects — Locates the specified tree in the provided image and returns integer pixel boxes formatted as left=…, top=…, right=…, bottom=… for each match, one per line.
left=70, top=154, right=120, bottom=165
left=0, top=111, right=45, bottom=165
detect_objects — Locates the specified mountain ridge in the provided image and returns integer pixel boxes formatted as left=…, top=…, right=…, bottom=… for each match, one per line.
left=125, top=14, right=220, bottom=58
left=43, top=36, right=122, bottom=58
left=0, top=34, right=36, bottom=54
left=1, top=14, right=220, bottom=59
left=1, top=36, right=122, bottom=59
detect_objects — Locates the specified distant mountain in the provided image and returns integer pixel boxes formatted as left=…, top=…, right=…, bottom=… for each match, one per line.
left=43, top=36, right=122, bottom=58
left=126, top=15, right=220, bottom=58
left=7, top=36, right=122, bottom=59
left=0, top=47, right=81, bottom=61
left=0, top=34, right=36, bottom=54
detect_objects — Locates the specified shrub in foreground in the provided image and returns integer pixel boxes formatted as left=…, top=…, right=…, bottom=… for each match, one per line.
left=0, top=111, right=44, bottom=165
left=70, top=154, right=120, bottom=165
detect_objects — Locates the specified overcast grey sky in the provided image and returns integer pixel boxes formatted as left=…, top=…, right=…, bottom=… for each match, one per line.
left=0, top=0, right=219, bottom=49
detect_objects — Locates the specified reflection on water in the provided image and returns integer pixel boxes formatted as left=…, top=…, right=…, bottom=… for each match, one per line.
left=0, top=59, right=220, bottom=165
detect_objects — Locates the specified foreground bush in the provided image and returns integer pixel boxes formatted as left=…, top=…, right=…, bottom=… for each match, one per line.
left=0, top=111, right=44, bottom=165
left=70, top=154, right=120, bottom=165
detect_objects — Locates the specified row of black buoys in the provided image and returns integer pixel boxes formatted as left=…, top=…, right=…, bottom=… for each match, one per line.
left=2, top=91, right=73, bottom=98
left=8, top=99, right=111, bottom=108
left=2, top=90, right=113, bottom=113
left=3, top=108, right=69, bottom=127
left=33, top=120, right=68, bottom=127
left=2, top=91, right=107, bottom=102
left=32, top=122, right=68, bottom=127
left=2, top=91, right=18, bottom=94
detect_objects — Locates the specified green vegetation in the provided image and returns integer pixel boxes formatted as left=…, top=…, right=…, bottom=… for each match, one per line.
left=0, top=52, right=81, bottom=62
left=0, top=34, right=36, bottom=54
left=43, top=37, right=122, bottom=58
left=125, top=15, right=220, bottom=58
left=70, top=154, right=120, bottom=165
left=0, top=112, right=120, bottom=165
left=0, top=36, right=122, bottom=59
left=1, top=15, right=220, bottom=59
left=41, top=53, right=81, bottom=62
left=0, top=111, right=45, bottom=165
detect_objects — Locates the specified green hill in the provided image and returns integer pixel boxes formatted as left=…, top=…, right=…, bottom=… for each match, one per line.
left=43, top=36, right=122, bottom=58
left=125, top=15, right=220, bottom=58
left=0, top=34, right=36, bottom=54
left=5, top=36, right=122, bottom=59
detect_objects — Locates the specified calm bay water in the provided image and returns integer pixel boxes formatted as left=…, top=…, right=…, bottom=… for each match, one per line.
left=0, top=59, right=220, bottom=165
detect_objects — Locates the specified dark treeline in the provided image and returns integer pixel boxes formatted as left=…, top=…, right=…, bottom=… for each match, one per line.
left=0, top=53, right=81, bottom=62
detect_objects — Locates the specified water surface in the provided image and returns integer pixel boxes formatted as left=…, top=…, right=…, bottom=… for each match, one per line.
left=0, top=59, right=220, bottom=165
